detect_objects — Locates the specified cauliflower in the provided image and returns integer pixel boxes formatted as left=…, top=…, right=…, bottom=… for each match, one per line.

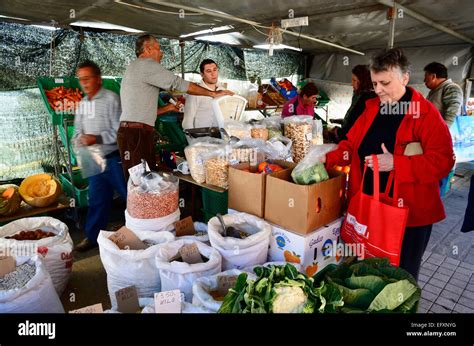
left=272, top=286, right=308, bottom=313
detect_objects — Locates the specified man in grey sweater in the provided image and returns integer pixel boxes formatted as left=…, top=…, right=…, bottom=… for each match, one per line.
left=424, top=62, right=464, bottom=128
left=118, top=34, right=233, bottom=180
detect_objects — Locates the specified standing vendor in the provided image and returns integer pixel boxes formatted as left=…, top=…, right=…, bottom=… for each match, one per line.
left=182, top=59, right=226, bottom=129
left=73, top=60, right=127, bottom=252
left=281, top=82, right=319, bottom=118
left=118, top=35, right=233, bottom=180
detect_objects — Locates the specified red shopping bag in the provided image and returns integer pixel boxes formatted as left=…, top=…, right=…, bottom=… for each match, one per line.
left=341, top=155, right=409, bottom=266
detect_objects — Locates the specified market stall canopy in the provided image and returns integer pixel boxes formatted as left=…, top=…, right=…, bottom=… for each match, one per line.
left=1, top=0, right=473, bottom=54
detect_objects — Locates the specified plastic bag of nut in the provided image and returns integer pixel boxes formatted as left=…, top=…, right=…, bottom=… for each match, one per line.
left=250, top=124, right=269, bottom=141
left=184, top=138, right=226, bottom=184
left=283, top=116, right=313, bottom=163
left=127, top=172, right=179, bottom=219
left=203, top=146, right=235, bottom=189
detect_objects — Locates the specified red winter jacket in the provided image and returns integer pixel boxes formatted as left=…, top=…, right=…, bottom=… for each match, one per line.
left=326, top=87, right=455, bottom=227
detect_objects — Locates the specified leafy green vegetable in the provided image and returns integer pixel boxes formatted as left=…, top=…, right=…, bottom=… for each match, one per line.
left=344, top=275, right=388, bottom=296
left=217, top=263, right=343, bottom=314
left=368, top=280, right=417, bottom=311
left=292, top=163, right=330, bottom=185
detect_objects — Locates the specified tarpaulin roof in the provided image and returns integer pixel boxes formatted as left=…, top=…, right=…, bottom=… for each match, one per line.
left=1, top=0, right=473, bottom=54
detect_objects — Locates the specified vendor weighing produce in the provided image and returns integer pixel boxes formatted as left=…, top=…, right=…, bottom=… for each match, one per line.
left=118, top=34, right=233, bottom=180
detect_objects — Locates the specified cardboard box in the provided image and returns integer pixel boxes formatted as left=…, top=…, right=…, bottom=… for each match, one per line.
left=228, top=160, right=295, bottom=218
left=268, top=217, right=344, bottom=276
left=264, top=168, right=345, bottom=235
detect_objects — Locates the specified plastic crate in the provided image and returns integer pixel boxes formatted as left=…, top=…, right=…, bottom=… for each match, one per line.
left=59, top=170, right=89, bottom=207
left=37, top=76, right=121, bottom=125
left=155, top=115, right=188, bottom=152
left=201, top=188, right=228, bottom=222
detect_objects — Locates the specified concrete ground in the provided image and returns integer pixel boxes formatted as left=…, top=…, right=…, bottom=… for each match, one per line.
left=58, top=164, right=474, bottom=313
left=418, top=162, right=474, bottom=313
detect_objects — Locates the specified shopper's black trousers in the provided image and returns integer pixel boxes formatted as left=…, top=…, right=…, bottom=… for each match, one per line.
left=399, top=224, right=433, bottom=281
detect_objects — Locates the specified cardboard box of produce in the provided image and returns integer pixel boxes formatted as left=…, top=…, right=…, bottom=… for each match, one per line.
left=228, top=160, right=295, bottom=218
left=268, top=217, right=344, bottom=277
left=264, top=168, right=345, bottom=235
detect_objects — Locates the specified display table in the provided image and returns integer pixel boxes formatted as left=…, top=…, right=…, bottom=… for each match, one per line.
left=0, top=195, right=71, bottom=225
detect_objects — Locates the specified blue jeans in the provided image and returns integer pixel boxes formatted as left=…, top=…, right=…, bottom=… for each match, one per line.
left=85, top=155, right=127, bottom=243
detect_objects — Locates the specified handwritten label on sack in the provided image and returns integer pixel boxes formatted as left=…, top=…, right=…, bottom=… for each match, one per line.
left=0, top=256, right=15, bottom=278
left=108, top=227, right=147, bottom=250
left=217, top=275, right=238, bottom=297
left=174, top=217, right=196, bottom=237
left=179, top=243, right=203, bottom=264
left=128, top=161, right=151, bottom=186
left=69, top=303, right=103, bottom=313
left=154, top=290, right=182, bottom=313
left=115, top=286, right=140, bottom=313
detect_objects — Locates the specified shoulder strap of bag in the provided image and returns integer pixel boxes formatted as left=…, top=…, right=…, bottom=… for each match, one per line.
left=360, top=154, right=380, bottom=201
left=292, top=98, right=299, bottom=115
left=384, top=171, right=399, bottom=206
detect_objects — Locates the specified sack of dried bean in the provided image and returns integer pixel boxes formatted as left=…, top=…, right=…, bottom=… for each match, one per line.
left=125, top=208, right=180, bottom=233
left=126, top=172, right=179, bottom=219
left=0, top=217, right=73, bottom=295
left=0, top=255, right=64, bottom=313
left=184, top=138, right=226, bottom=184
left=283, top=116, right=313, bottom=163
left=171, top=222, right=210, bottom=245
left=155, top=239, right=222, bottom=302
left=98, top=229, right=175, bottom=309
left=208, top=212, right=272, bottom=270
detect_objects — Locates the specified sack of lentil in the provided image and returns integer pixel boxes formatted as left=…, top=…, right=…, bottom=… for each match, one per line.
left=184, top=137, right=226, bottom=184
left=171, top=222, right=210, bottom=245
left=98, top=229, right=175, bottom=310
left=283, top=115, right=313, bottom=163
left=0, top=255, right=64, bottom=313
left=192, top=269, right=256, bottom=312
left=155, top=239, right=222, bottom=302
left=207, top=212, right=272, bottom=270
left=127, top=172, right=179, bottom=219
left=0, top=217, right=73, bottom=295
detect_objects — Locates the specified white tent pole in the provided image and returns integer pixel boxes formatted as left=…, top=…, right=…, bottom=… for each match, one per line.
left=387, top=2, right=396, bottom=49
left=144, top=0, right=365, bottom=55
left=378, top=0, right=474, bottom=45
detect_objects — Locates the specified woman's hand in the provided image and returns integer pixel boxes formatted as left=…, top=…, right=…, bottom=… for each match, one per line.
left=365, top=143, right=394, bottom=171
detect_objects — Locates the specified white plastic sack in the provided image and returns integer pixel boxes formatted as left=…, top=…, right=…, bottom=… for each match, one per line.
left=172, top=222, right=210, bottom=245
left=141, top=297, right=213, bottom=313
left=192, top=269, right=256, bottom=312
left=125, top=208, right=180, bottom=233
left=155, top=240, right=222, bottom=302
left=98, top=230, right=175, bottom=309
left=0, top=256, right=64, bottom=313
left=208, top=212, right=272, bottom=270
left=0, top=217, right=73, bottom=295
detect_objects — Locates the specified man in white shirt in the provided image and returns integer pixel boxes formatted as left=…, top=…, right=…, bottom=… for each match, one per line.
left=182, top=59, right=226, bottom=129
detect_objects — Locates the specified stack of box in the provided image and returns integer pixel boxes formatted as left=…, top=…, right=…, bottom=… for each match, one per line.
left=228, top=164, right=346, bottom=276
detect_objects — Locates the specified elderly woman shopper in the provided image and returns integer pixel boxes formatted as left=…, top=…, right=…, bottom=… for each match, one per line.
left=323, top=48, right=455, bottom=280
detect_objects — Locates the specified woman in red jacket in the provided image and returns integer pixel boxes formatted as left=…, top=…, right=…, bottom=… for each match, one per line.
left=323, top=48, right=455, bottom=280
